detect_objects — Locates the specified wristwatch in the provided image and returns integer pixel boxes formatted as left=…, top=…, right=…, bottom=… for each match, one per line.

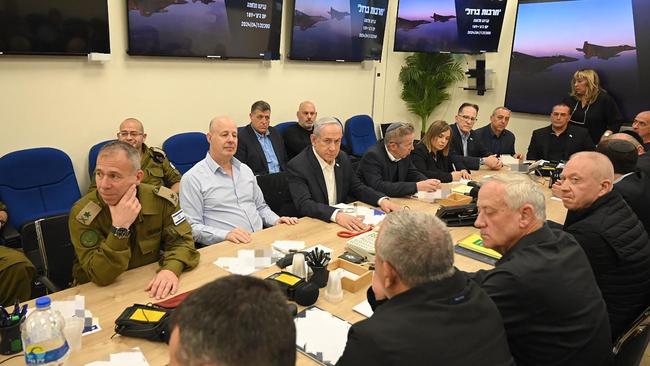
left=110, top=226, right=131, bottom=239
left=479, top=158, right=485, bottom=166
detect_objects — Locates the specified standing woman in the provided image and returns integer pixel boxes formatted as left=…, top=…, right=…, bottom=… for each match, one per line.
left=412, top=120, right=471, bottom=182
left=563, top=69, right=623, bottom=144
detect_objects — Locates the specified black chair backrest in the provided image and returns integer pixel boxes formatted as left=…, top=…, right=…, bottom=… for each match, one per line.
left=613, top=304, right=650, bottom=366
left=21, top=214, right=75, bottom=291
left=256, top=172, right=299, bottom=218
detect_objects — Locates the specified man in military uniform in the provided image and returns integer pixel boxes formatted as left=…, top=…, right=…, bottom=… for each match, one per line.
left=0, top=201, right=36, bottom=306
left=88, top=118, right=182, bottom=193
left=70, top=141, right=199, bottom=299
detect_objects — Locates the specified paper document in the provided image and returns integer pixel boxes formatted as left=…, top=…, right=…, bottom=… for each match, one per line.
left=499, top=155, right=520, bottom=165
left=353, top=300, right=374, bottom=318
left=451, top=185, right=472, bottom=194
left=214, top=249, right=275, bottom=275
left=295, top=307, right=351, bottom=366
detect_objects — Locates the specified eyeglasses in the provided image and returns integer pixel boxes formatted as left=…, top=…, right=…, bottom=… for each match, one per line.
left=117, top=131, right=144, bottom=138
left=633, top=119, right=648, bottom=127
left=458, top=115, right=477, bottom=122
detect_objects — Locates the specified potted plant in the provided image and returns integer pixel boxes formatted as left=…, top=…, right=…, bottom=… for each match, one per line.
left=399, top=52, right=465, bottom=136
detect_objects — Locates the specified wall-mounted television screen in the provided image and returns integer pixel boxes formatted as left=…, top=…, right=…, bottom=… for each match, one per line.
left=0, top=0, right=110, bottom=56
left=127, top=0, right=282, bottom=59
left=289, top=0, right=388, bottom=61
left=394, top=0, right=507, bottom=54
left=505, top=0, right=650, bottom=121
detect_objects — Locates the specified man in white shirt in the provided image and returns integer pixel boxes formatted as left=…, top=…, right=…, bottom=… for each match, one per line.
left=180, top=116, right=298, bottom=245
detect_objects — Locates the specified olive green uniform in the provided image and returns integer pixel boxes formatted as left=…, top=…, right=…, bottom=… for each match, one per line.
left=69, top=184, right=199, bottom=286
left=88, top=144, right=182, bottom=192
left=0, top=201, right=36, bottom=306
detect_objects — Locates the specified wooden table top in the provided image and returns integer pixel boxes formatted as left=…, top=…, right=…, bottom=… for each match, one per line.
left=1, top=172, right=566, bottom=366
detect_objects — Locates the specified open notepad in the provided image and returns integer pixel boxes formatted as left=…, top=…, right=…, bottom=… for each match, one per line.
left=295, top=306, right=351, bottom=366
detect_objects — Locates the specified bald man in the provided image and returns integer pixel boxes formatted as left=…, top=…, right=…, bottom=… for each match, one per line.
left=89, top=118, right=182, bottom=193
left=284, top=101, right=318, bottom=159
left=180, top=116, right=298, bottom=245
left=558, top=152, right=650, bottom=340
left=632, top=111, right=650, bottom=151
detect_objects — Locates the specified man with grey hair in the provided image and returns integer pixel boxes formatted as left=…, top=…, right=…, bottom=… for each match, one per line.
left=470, top=173, right=611, bottom=365
left=235, top=100, right=288, bottom=175
left=357, top=122, right=441, bottom=197
left=169, top=275, right=296, bottom=366
left=558, top=151, right=650, bottom=340
left=475, top=107, right=522, bottom=158
left=180, top=116, right=298, bottom=245
left=287, top=117, right=401, bottom=231
left=69, top=141, right=199, bottom=299
left=336, top=210, right=513, bottom=366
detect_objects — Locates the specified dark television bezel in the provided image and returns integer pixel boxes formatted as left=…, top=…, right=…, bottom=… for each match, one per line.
left=392, top=0, right=504, bottom=55
left=0, top=0, right=111, bottom=56
left=125, top=0, right=282, bottom=60
left=288, top=0, right=386, bottom=62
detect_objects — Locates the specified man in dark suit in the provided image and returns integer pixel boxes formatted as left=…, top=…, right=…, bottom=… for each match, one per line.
left=597, top=139, right=650, bottom=233
left=357, top=123, right=440, bottom=197
left=475, top=107, right=523, bottom=158
left=526, top=103, right=595, bottom=161
left=336, top=210, right=514, bottom=366
left=470, top=174, right=612, bottom=365
left=287, top=117, right=401, bottom=231
left=449, top=102, right=502, bottom=171
left=235, top=100, right=288, bottom=175
left=632, top=111, right=650, bottom=151
left=284, top=101, right=317, bottom=159
left=608, top=131, right=650, bottom=175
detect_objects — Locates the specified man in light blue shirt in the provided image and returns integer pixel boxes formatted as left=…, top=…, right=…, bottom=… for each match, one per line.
left=180, top=116, right=298, bottom=245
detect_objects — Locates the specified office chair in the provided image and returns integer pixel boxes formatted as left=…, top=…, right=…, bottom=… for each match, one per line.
left=344, top=114, right=377, bottom=157
left=0, top=147, right=81, bottom=293
left=275, top=121, right=297, bottom=136
left=163, top=132, right=209, bottom=174
left=88, top=139, right=114, bottom=178
left=613, top=305, right=650, bottom=366
left=256, top=172, right=299, bottom=218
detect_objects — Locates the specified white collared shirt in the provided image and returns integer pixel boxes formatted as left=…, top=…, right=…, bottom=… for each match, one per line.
left=312, top=147, right=338, bottom=215
left=613, top=172, right=635, bottom=184
left=385, top=145, right=400, bottom=162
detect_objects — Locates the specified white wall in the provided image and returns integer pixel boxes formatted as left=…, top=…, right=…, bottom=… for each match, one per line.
left=0, top=0, right=552, bottom=191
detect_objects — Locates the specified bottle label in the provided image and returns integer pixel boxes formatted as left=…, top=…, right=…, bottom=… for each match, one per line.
left=25, top=340, right=70, bottom=365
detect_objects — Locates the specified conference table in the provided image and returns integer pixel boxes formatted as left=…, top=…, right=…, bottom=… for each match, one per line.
left=0, top=172, right=567, bottom=366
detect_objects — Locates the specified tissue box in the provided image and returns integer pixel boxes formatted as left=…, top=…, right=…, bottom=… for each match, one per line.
left=327, top=259, right=372, bottom=293
left=439, top=192, right=472, bottom=207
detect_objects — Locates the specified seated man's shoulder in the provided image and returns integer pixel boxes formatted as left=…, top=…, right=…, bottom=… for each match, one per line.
left=71, top=192, right=103, bottom=226
left=147, top=146, right=170, bottom=164
left=147, top=184, right=180, bottom=207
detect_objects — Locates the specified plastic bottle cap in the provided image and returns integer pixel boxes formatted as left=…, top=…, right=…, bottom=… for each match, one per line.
left=35, top=296, right=51, bottom=308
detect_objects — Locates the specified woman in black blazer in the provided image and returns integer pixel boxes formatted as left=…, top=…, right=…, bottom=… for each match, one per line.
left=412, top=120, right=471, bottom=182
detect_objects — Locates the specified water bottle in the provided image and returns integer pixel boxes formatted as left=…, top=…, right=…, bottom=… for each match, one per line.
left=21, top=296, right=70, bottom=365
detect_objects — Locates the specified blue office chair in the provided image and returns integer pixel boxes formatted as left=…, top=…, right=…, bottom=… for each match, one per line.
left=88, top=139, right=114, bottom=178
left=0, top=147, right=81, bottom=292
left=344, top=114, right=377, bottom=157
left=163, top=132, right=209, bottom=174
left=0, top=147, right=81, bottom=229
left=275, top=121, right=297, bottom=136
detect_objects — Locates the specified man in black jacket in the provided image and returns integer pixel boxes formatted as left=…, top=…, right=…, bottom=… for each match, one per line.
left=287, top=117, right=401, bottom=231
left=235, top=100, right=288, bottom=175
left=357, top=123, right=440, bottom=197
left=474, top=107, right=522, bottom=158
left=283, top=101, right=317, bottom=159
left=449, top=102, right=502, bottom=170
left=527, top=103, right=595, bottom=161
left=470, top=173, right=612, bottom=366
left=558, top=152, right=650, bottom=340
left=336, top=210, right=513, bottom=366
left=597, top=139, right=650, bottom=234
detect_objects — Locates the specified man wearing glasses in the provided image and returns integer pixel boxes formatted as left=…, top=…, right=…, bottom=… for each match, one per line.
left=632, top=111, right=650, bottom=151
left=89, top=118, right=182, bottom=193
left=449, top=103, right=502, bottom=171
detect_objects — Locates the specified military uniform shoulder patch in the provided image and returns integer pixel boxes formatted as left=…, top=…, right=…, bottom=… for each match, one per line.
left=150, top=147, right=167, bottom=164
left=155, top=186, right=179, bottom=206
left=80, top=230, right=99, bottom=248
left=75, top=201, right=102, bottom=225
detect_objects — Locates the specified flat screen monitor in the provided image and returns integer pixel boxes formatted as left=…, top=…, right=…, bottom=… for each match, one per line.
left=0, top=0, right=110, bottom=56
left=127, top=0, right=282, bottom=59
left=290, top=0, right=389, bottom=61
left=393, top=0, right=507, bottom=54
left=505, top=0, right=650, bottom=121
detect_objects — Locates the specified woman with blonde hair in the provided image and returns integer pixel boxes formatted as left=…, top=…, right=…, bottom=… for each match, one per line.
left=563, top=69, right=622, bottom=144
left=412, top=120, right=471, bottom=182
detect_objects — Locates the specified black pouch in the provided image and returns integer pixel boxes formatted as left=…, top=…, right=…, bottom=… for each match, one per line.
left=436, top=203, right=478, bottom=227
left=114, top=304, right=172, bottom=343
